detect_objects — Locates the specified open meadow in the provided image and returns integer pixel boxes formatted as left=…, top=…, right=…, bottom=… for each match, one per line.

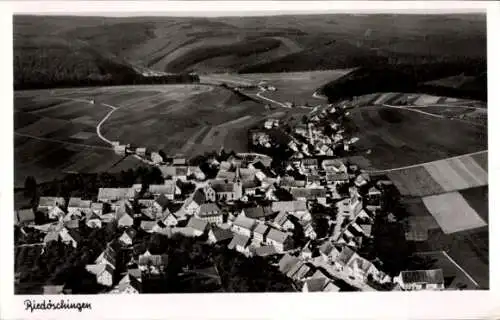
left=14, top=83, right=311, bottom=187
left=347, top=105, right=487, bottom=171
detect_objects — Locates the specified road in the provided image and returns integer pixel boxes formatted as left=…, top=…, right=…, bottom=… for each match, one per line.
left=14, top=132, right=113, bottom=150
left=255, top=87, right=291, bottom=108
left=49, top=95, right=155, bottom=166
left=362, top=149, right=487, bottom=174
left=381, top=103, right=444, bottom=119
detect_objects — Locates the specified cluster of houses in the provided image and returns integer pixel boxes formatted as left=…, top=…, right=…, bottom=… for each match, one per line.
left=15, top=102, right=448, bottom=293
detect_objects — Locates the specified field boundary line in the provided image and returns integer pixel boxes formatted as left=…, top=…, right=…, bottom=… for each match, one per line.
left=441, top=250, right=480, bottom=287
left=255, top=88, right=290, bottom=108
left=381, top=103, right=445, bottom=119
left=14, top=132, right=113, bottom=150
left=363, top=150, right=488, bottom=174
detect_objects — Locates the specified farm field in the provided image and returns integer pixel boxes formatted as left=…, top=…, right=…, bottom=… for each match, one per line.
left=422, top=192, right=487, bottom=234
left=348, top=105, right=487, bottom=170
left=202, top=70, right=352, bottom=106
left=387, top=151, right=488, bottom=198
left=400, top=193, right=489, bottom=289
left=14, top=83, right=311, bottom=186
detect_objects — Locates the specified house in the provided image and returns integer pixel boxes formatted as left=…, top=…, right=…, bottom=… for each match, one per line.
left=207, top=226, right=234, bottom=244
left=98, top=188, right=136, bottom=203
left=228, top=234, right=251, bottom=256
left=149, top=181, right=180, bottom=199
left=140, top=221, right=158, bottom=233
left=135, top=147, right=147, bottom=156
left=305, top=174, right=322, bottom=188
left=287, top=261, right=315, bottom=281
left=346, top=255, right=381, bottom=281
left=187, top=166, right=206, bottom=181
left=116, top=210, right=134, bottom=227
left=138, top=254, right=169, bottom=273
left=38, top=197, right=66, bottom=211
left=15, top=209, right=35, bottom=225
left=354, top=173, right=370, bottom=188
left=253, top=223, right=269, bottom=243
left=162, top=212, right=178, bottom=227
left=243, top=180, right=260, bottom=196
left=59, top=228, right=81, bottom=248
left=241, top=206, right=275, bottom=221
left=279, top=176, right=306, bottom=189
left=48, top=206, right=66, bottom=220
left=182, top=189, right=206, bottom=215
left=203, top=185, right=217, bottom=202
left=67, top=197, right=92, bottom=214
left=64, top=219, right=79, bottom=229
left=336, top=195, right=363, bottom=220
left=85, top=264, right=114, bottom=287
left=161, top=166, right=189, bottom=181
left=290, top=188, right=328, bottom=205
left=186, top=216, right=209, bottom=237
left=91, top=202, right=104, bottom=215
left=150, top=152, right=164, bottom=164
left=253, top=245, right=279, bottom=257
left=119, top=228, right=137, bottom=246
left=272, top=211, right=295, bottom=231
left=43, top=285, right=70, bottom=295
left=325, top=172, right=350, bottom=187
left=85, top=212, right=102, bottom=229
left=231, top=214, right=256, bottom=237
left=301, top=158, right=319, bottom=171
left=114, top=145, right=127, bottom=155
left=396, top=269, right=445, bottom=291
left=266, top=228, right=294, bottom=252
left=173, top=157, right=186, bottom=166
left=111, top=272, right=142, bottom=294
left=272, top=200, right=308, bottom=214
left=278, top=254, right=301, bottom=274
left=43, top=231, right=60, bottom=245
left=95, top=247, right=116, bottom=269
left=196, top=203, right=223, bottom=224
left=302, top=278, right=340, bottom=292
left=321, top=159, right=348, bottom=173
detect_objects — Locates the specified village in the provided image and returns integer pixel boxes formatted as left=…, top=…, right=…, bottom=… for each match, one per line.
left=14, top=99, right=446, bottom=294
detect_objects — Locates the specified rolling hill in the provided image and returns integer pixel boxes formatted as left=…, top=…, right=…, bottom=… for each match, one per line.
left=14, top=14, right=486, bottom=90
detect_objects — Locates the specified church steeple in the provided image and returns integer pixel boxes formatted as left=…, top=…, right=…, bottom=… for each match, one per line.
left=233, top=165, right=243, bottom=200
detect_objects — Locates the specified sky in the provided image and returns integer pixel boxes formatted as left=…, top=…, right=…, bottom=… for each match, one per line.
left=11, top=1, right=487, bottom=17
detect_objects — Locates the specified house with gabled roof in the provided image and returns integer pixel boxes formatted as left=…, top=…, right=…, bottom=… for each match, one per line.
left=395, top=269, right=445, bottom=291
left=266, top=228, right=294, bottom=252
left=48, top=206, right=66, bottom=221
left=119, top=228, right=137, bottom=246
left=231, top=214, right=257, bottom=237
left=116, top=211, right=134, bottom=228
left=85, top=264, right=114, bottom=287
left=95, top=247, right=116, bottom=270
left=196, top=203, right=223, bottom=224
left=207, top=226, right=234, bottom=244
left=278, top=253, right=300, bottom=274
left=67, top=197, right=92, bottom=214
left=319, top=242, right=341, bottom=263
left=162, top=212, right=178, bottom=227
left=138, top=254, right=168, bottom=274
left=302, top=277, right=340, bottom=292
left=140, top=220, right=157, bottom=233
left=15, top=208, right=35, bottom=225
left=354, top=173, right=370, bottom=188
left=272, top=200, right=308, bottom=214
left=228, top=234, right=251, bottom=256
left=241, top=206, right=275, bottom=221
left=59, top=228, right=81, bottom=248
left=272, top=211, right=295, bottom=231
left=43, top=231, right=60, bottom=245
left=38, top=197, right=66, bottom=211
left=85, top=212, right=102, bottom=229
left=91, top=202, right=104, bottom=215
left=98, top=188, right=136, bottom=203
left=252, top=223, right=269, bottom=243
left=110, top=271, right=142, bottom=294
left=322, top=159, right=348, bottom=173
left=186, top=216, right=209, bottom=237
left=64, top=219, right=79, bottom=230
left=182, top=189, right=206, bottom=215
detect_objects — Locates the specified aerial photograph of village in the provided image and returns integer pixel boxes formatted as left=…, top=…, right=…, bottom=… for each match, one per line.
left=13, top=10, right=487, bottom=294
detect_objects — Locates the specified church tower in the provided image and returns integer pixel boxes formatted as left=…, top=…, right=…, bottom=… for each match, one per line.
left=233, top=165, right=243, bottom=200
